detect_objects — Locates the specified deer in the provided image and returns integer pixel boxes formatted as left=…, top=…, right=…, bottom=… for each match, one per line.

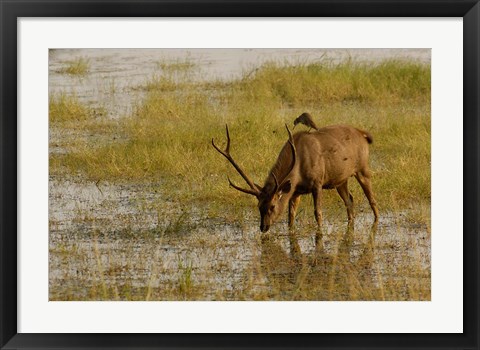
left=212, top=123, right=379, bottom=235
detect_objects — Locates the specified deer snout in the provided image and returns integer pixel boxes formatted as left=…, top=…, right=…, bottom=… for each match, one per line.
left=260, top=223, right=270, bottom=233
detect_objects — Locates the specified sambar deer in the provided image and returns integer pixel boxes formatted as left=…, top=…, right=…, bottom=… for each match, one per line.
left=212, top=124, right=379, bottom=233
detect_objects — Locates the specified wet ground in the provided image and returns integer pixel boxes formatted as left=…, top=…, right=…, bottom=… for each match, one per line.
left=49, top=178, right=430, bottom=300
left=49, top=49, right=431, bottom=300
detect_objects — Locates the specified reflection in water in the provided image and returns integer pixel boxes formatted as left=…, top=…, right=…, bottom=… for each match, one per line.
left=49, top=176, right=430, bottom=301
left=259, top=222, right=381, bottom=300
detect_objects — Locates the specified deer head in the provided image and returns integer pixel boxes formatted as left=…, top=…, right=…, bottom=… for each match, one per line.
left=212, top=124, right=297, bottom=232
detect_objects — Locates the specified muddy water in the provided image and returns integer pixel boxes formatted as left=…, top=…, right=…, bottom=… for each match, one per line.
left=49, top=49, right=431, bottom=300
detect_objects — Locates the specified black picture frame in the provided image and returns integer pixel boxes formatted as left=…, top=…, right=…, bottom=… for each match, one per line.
left=1, top=1, right=478, bottom=349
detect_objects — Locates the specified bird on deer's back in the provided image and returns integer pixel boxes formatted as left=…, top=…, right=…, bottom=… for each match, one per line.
left=293, top=112, right=318, bottom=132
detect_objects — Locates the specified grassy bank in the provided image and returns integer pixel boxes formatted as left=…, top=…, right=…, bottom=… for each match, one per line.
left=50, top=59, right=430, bottom=223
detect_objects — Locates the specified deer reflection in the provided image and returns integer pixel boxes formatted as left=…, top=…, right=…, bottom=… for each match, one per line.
left=259, top=222, right=378, bottom=300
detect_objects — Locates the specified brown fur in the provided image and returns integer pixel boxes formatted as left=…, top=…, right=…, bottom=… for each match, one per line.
left=213, top=124, right=379, bottom=235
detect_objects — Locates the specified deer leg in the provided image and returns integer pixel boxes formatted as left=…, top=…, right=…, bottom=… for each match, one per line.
left=288, top=194, right=301, bottom=228
left=312, top=187, right=323, bottom=246
left=287, top=195, right=301, bottom=257
left=312, top=188, right=323, bottom=226
left=336, top=181, right=354, bottom=223
left=355, top=170, right=379, bottom=222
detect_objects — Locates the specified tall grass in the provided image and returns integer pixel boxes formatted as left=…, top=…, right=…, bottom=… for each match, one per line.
left=241, top=60, right=430, bottom=107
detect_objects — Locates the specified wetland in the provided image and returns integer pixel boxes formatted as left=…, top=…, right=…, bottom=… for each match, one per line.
left=49, top=49, right=431, bottom=300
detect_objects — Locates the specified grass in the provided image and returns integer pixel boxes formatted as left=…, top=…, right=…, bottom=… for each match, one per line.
left=156, top=57, right=197, bottom=73
left=49, top=93, right=92, bottom=123
left=50, top=59, right=431, bottom=218
left=240, top=59, right=430, bottom=106
left=59, top=57, right=90, bottom=76
left=49, top=93, right=107, bottom=124
left=49, top=57, right=431, bottom=301
left=49, top=209, right=430, bottom=301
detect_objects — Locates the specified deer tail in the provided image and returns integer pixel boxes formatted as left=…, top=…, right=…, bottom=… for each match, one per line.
left=359, top=129, right=373, bottom=144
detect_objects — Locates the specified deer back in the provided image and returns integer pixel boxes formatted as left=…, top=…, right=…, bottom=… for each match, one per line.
left=304, top=125, right=371, bottom=188
left=266, top=125, right=372, bottom=194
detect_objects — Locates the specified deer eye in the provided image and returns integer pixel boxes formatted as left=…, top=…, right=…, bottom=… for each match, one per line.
left=269, top=205, right=275, bottom=212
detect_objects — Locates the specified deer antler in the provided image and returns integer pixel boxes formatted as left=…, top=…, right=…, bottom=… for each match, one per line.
left=212, top=125, right=262, bottom=197
left=282, top=124, right=297, bottom=184
left=272, top=172, right=279, bottom=193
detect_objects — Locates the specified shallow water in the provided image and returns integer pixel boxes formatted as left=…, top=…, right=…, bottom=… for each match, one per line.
left=49, top=177, right=430, bottom=300
left=49, top=48, right=430, bottom=119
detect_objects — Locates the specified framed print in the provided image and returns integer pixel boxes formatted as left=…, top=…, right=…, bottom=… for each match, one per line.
left=1, top=0, right=479, bottom=349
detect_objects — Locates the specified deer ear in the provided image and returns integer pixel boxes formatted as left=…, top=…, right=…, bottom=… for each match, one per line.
left=278, top=180, right=291, bottom=195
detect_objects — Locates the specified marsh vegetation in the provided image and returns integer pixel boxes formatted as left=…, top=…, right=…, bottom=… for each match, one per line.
left=49, top=49, right=430, bottom=301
